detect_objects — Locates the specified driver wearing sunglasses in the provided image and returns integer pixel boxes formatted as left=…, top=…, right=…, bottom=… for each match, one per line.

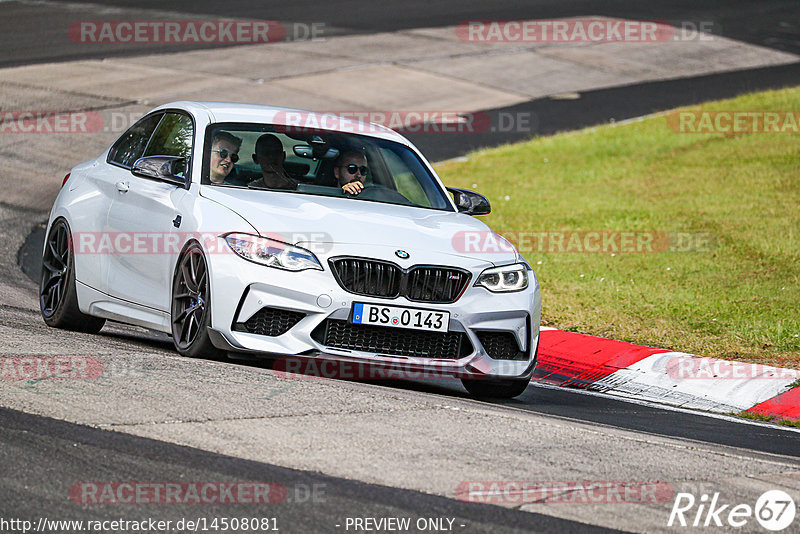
left=209, top=131, right=242, bottom=184
left=334, top=151, right=369, bottom=196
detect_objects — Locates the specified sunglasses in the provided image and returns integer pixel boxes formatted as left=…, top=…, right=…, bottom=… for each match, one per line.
left=214, top=149, right=239, bottom=163
left=339, top=164, right=368, bottom=176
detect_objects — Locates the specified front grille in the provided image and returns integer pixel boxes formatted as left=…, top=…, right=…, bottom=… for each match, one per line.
left=330, top=258, right=401, bottom=298
left=234, top=307, right=305, bottom=337
left=311, top=319, right=472, bottom=359
left=330, top=257, right=470, bottom=303
left=476, top=331, right=526, bottom=360
left=406, top=266, right=470, bottom=303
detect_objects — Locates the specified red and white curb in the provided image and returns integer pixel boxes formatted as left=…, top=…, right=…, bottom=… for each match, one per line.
left=534, top=328, right=800, bottom=420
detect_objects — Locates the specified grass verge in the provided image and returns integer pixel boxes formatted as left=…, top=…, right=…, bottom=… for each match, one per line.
left=436, top=87, right=800, bottom=368
left=738, top=411, right=800, bottom=428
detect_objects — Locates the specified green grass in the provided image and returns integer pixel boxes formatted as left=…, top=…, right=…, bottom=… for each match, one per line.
left=738, top=411, right=800, bottom=428
left=436, top=87, right=800, bottom=368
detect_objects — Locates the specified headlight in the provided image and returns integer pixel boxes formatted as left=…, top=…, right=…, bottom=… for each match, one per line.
left=475, top=263, right=529, bottom=292
left=223, top=233, right=323, bottom=271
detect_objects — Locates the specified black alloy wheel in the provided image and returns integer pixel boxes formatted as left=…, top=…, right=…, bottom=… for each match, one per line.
left=40, top=218, right=105, bottom=332
left=171, top=243, right=224, bottom=359
left=40, top=220, right=69, bottom=318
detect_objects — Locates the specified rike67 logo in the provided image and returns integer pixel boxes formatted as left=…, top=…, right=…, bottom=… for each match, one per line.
left=668, top=490, right=796, bottom=531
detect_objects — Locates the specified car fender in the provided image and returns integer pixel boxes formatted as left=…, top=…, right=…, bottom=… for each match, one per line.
left=170, top=187, right=259, bottom=328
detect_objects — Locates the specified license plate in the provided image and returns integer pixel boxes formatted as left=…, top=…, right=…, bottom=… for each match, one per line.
left=351, top=303, right=449, bottom=333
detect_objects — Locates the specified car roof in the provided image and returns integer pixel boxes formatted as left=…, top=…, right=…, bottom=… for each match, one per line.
left=153, top=101, right=410, bottom=144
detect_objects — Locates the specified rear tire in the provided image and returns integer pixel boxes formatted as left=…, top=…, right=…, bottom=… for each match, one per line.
left=461, top=376, right=531, bottom=399
left=40, top=218, right=105, bottom=333
left=171, top=243, right=225, bottom=360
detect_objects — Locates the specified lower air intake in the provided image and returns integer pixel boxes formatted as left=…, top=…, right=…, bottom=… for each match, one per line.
left=234, top=307, right=305, bottom=337
left=476, top=331, right=526, bottom=360
left=311, top=319, right=472, bottom=359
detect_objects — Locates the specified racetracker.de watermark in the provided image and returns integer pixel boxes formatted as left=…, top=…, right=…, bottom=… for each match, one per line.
left=451, top=230, right=716, bottom=254
left=271, top=358, right=528, bottom=381
left=70, top=232, right=332, bottom=255
left=456, top=19, right=716, bottom=43
left=0, top=357, right=178, bottom=380
left=0, top=357, right=103, bottom=380
left=272, top=110, right=537, bottom=135
left=6, top=109, right=537, bottom=135
left=457, top=481, right=674, bottom=504
left=69, top=482, right=290, bottom=505
left=667, top=110, right=800, bottom=134
left=0, top=111, right=103, bottom=134
left=666, top=356, right=800, bottom=380
left=68, top=20, right=306, bottom=44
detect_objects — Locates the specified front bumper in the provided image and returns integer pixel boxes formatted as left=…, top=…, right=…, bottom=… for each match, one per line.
left=206, top=245, right=541, bottom=379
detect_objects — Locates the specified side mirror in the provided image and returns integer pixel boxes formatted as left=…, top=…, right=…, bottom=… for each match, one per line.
left=131, top=156, right=188, bottom=188
left=447, top=187, right=491, bottom=215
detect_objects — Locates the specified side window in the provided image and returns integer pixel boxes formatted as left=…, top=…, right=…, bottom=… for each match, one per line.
left=379, top=147, right=430, bottom=207
left=143, top=113, right=194, bottom=176
left=108, top=113, right=162, bottom=168
left=144, top=113, right=193, bottom=159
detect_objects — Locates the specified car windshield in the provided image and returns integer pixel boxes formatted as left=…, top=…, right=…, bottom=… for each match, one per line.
left=203, top=123, right=453, bottom=211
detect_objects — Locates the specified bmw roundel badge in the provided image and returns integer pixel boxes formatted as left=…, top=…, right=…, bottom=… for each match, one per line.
left=395, top=250, right=410, bottom=259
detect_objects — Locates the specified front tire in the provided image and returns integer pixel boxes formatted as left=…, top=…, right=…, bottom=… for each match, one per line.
left=40, top=218, right=106, bottom=333
left=171, top=243, right=225, bottom=359
left=461, top=376, right=531, bottom=399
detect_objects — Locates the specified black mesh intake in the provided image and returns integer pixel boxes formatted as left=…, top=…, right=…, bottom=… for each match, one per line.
left=476, top=331, right=526, bottom=360
left=311, top=319, right=472, bottom=359
left=330, top=257, right=470, bottom=303
left=234, top=307, right=306, bottom=337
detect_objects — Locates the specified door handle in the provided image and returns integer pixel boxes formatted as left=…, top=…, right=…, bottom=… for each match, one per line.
left=115, top=180, right=129, bottom=193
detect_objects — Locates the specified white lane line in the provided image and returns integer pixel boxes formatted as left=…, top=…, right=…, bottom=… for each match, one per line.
left=531, top=380, right=800, bottom=434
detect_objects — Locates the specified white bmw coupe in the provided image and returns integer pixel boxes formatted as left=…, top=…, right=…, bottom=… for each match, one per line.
left=41, top=102, right=540, bottom=398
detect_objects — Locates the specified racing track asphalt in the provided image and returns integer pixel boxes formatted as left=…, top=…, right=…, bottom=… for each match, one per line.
left=405, top=62, right=800, bottom=161
left=355, top=376, right=800, bottom=457
left=10, top=0, right=800, bottom=460
left=3, top=1, right=800, bottom=530
left=0, top=407, right=619, bottom=534
left=3, top=0, right=800, bottom=67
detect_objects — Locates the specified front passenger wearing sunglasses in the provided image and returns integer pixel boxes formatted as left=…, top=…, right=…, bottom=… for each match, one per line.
left=334, top=151, right=369, bottom=196
left=209, top=131, right=242, bottom=184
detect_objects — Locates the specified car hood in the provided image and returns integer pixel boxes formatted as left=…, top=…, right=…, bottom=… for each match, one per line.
left=200, top=186, right=517, bottom=266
